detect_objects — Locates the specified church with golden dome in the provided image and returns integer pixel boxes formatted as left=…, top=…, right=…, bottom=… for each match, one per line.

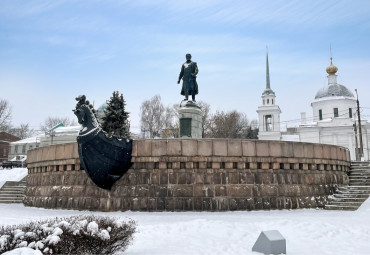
left=257, top=53, right=370, bottom=161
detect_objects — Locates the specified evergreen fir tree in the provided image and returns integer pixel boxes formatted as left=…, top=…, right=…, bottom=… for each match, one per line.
left=102, top=91, right=130, bottom=138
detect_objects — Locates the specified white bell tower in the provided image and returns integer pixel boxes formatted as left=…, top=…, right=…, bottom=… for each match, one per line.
left=257, top=47, right=282, bottom=140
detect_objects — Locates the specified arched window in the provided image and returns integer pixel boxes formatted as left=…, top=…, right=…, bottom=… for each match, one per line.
left=267, top=99, right=269, bottom=104
left=265, top=115, right=273, bottom=131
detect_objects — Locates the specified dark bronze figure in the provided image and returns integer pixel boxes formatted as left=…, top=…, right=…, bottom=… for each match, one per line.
left=177, top=53, right=199, bottom=101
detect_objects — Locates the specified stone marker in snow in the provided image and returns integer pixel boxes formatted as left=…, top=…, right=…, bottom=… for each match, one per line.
left=252, top=230, right=286, bottom=254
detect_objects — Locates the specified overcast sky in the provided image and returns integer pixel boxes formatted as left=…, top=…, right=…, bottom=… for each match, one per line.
left=1, top=0, right=370, bottom=134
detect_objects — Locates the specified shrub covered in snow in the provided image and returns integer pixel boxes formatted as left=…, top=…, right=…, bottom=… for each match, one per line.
left=0, top=215, right=136, bottom=254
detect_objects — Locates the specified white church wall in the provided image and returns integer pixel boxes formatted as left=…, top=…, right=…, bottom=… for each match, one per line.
left=311, top=97, right=356, bottom=122
left=298, top=128, right=320, bottom=144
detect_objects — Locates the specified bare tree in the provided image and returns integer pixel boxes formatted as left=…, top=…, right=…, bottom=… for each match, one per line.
left=10, top=123, right=35, bottom=139
left=40, top=116, right=77, bottom=132
left=197, top=101, right=211, bottom=138
left=0, top=99, right=12, bottom=132
left=162, top=105, right=179, bottom=138
left=207, top=110, right=258, bottom=139
left=140, top=95, right=165, bottom=138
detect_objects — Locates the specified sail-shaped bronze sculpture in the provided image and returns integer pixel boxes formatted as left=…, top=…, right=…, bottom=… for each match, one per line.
left=73, top=95, right=132, bottom=190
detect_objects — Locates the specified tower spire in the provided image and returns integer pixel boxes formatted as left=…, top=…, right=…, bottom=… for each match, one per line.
left=262, top=46, right=274, bottom=96
left=266, top=45, right=270, bottom=90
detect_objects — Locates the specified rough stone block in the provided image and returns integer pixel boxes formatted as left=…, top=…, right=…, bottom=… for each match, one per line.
left=165, top=197, right=175, bottom=211
left=322, top=145, right=331, bottom=159
left=131, top=140, right=138, bottom=156
left=215, top=185, right=227, bottom=196
left=225, top=162, right=233, bottom=169
left=227, top=140, right=242, bottom=156
left=303, top=143, right=314, bottom=158
left=212, top=172, right=222, bottom=184
left=176, top=172, right=187, bottom=184
left=26, top=150, right=35, bottom=163
left=42, top=146, right=56, bottom=161
left=229, top=198, right=238, bottom=211
left=197, top=140, right=212, bottom=156
left=202, top=198, right=212, bottom=210
left=167, top=140, right=181, bottom=155
left=213, top=140, right=227, bottom=156
left=173, top=185, right=193, bottom=197
left=185, top=162, right=193, bottom=169
left=72, top=143, right=79, bottom=158
left=137, top=140, right=152, bottom=156
left=174, top=198, right=185, bottom=210
left=336, top=147, right=342, bottom=161
left=212, top=162, right=221, bottom=169
left=330, top=146, right=337, bottom=159
left=152, top=140, right=167, bottom=156
left=259, top=185, right=278, bottom=196
left=159, top=171, right=168, bottom=184
left=272, top=162, right=280, bottom=170
left=213, top=197, right=229, bottom=210
left=341, top=148, right=346, bottom=161
left=281, top=142, right=294, bottom=158
left=345, top=150, right=350, bottom=161
left=35, top=148, right=43, bottom=162
left=194, top=198, right=203, bottom=210
left=314, top=144, right=323, bottom=159
left=55, top=145, right=65, bottom=160
left=194, top=185, right=214, bottom=197
left=269, top=142, right=282, bottom=157
left=182, top=139, right=198, bottom=156
left=205, top=172, right=213, bottom=184
left=228, top=172, right=239, bottom=184
left=293, top=143, right=304, bottom=158
left=261, top=163, right=270, bottom=170
left=242, top=140, right=256, bottom=156
left=149, top=172, right=158, bottom=184
left=256, top=141, right=270, bottom=157
left=228, top=185, right=253, bottom=197
left=63, top=143, right=74, bottom=159
left=262, top=198, right=271, bottom=210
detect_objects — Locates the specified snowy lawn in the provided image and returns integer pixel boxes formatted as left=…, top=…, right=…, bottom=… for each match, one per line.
left=1, top=200, right=370, bottom=255
left=0, top=168, right=28, bottom=188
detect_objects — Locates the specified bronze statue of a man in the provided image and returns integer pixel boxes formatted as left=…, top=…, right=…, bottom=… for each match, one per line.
left=177, top=53, right=199, bottom=101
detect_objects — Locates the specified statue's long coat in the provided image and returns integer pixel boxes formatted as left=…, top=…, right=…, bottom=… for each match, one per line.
left=178, top=61, right=199, bottom=95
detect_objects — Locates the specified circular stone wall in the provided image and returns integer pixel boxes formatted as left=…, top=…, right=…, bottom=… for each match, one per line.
left=24, top=139, right=350, bottom=211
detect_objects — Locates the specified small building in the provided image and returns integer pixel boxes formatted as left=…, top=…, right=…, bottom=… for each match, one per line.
left=0, top=132, right=20, bottom=162
left=8, top=126, right=80, bottom=160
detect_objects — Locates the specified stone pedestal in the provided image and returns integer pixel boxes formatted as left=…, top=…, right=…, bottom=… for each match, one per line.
left=178, top=101, right=202, bottom=138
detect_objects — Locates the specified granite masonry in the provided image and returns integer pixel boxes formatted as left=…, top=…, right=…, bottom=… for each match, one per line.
left=24, top=139, right=350, bottom=211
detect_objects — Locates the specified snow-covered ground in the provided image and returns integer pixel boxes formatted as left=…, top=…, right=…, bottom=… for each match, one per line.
left=1, top=168, right=369, bottom=254
left=0, top=168, right=28, bottom=188
left=1, top=201, right=370, bottom=255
